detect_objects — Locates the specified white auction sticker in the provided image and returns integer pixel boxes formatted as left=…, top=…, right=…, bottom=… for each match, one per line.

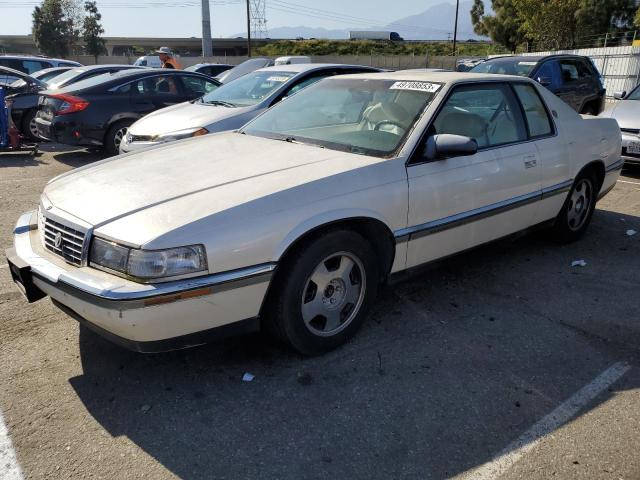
left=267, top=76, right=290, bottom=82
left=518, top=61, right=537, bottom=66
left=390, top=81, right=441, bottom=93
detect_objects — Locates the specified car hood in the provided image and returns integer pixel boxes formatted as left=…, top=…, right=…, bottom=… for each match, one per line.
left=127, top=101, right=256, bottom=136
left=605, top=99, right=640, bottom=129
left=44, top=132, right=384, bottom=246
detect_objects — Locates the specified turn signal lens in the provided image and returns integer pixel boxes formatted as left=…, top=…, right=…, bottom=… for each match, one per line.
left=192, top=128, right=208, bottom=137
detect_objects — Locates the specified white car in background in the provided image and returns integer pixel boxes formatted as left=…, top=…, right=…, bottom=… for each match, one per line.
left=119, top=63, right=380, bottom=153
left=600, top=86, right=640, bottom=164
left=7, top=72, right=622, bottom=355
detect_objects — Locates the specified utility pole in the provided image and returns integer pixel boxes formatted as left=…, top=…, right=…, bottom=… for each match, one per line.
left=452, top=0, right=459, bottom=56
left=246, top=0, right=252, bottom=57
left=201, top=0, right=212, bottom=57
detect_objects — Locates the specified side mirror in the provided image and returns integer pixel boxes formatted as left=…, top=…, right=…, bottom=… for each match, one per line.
left=423, top=134, right=478, bottom=160
left=536, top=76, right=552, bottom=87
left=613, top=91, right=626, bottom=100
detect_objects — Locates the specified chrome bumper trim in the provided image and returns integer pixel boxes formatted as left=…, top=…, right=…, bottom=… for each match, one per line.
left=606, top=158, right=624, bottom=172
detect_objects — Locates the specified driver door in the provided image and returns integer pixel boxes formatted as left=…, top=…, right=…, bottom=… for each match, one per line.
left=405, top=82, right=541, bottom=268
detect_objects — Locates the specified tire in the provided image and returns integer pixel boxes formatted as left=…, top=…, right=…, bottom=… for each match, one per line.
left=104, top=120, right=132, bottom=156
left=550, top=170, right=598, bottom=243
left=265, top=229, right=379, bottom=356
left=21, top=109, right=40, bottom=141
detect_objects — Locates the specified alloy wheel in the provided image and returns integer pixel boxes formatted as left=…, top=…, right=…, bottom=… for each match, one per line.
left=301, top=252, right=366, bottom=337
left=567, top=178, right=593, bottom=231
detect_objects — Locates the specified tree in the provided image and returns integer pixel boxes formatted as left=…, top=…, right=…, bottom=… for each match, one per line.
left=83, top=1, right=106, bottom=62
left=575, top=0, right=636, bottom=45
left=470, top=0, right=526, bottom=53
left=514, top=0, right=582, bottom=50
left=32, top=0, right=75, bottom=57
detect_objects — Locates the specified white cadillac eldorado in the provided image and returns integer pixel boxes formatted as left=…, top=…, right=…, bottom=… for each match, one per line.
left=6, top=71, right=623, bottom=355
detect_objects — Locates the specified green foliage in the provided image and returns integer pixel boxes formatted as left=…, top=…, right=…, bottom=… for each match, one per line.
left=470, top=0, right=526, bottom=53
left=575, top=0, right=636, bottom=40
left=82, top=1, right=105, bottom=61
left=32, top=0, right=75, bottom=57
left=254, top=40, right=507, bottom=57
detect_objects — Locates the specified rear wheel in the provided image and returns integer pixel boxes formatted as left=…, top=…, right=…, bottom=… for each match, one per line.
left=265, top=230, right=379, bottom=355
left=550, top=170, right=598, bottom=242
left=21, top=109, right=40, bottom=141
left=104, top=120, right=132, bottom=156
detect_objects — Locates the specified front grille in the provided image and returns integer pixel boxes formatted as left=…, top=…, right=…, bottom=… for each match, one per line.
left=42, top=216, right=86, bottom=266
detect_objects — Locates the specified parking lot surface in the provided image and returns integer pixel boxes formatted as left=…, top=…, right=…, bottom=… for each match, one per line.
left=1, top=145, right=639, bottom=479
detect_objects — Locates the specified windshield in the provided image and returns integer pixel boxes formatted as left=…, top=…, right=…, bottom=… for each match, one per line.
left=216, top=58, right=272, bottom=83
left=626, top=85, right=640, bottom=100
left=199, top=70, right=296, bottom=107
left=243, top=78, right=441, bottom=157
left=471, top=59, right=538, bottom=76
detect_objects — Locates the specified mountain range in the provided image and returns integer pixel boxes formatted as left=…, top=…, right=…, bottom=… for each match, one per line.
left=234, top=1, right=484, bottom=41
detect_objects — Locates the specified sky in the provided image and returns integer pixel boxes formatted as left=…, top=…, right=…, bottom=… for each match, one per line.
left=0, top=0, right=456, bottom=37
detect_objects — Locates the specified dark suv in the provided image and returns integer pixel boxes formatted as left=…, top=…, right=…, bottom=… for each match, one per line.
left=470, top=54, right=605, bottom=115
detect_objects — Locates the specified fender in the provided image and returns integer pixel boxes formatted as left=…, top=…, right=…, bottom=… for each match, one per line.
left=274, top=208, right=396, bottom=261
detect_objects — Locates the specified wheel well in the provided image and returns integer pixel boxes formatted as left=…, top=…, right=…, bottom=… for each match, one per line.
left=580, top=98, right=600, bottom=115
left=578, top=161, right=605, bottom=191
left=276, top=218, right=396, bottom=283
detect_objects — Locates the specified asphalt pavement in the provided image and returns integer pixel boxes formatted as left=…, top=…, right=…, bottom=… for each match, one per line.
left=0, top=145, right=639, bottom=479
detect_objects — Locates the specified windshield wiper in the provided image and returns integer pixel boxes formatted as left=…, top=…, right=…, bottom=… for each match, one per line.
left=202, top=99, right=236, bottom=107
left=282, top=136, right=324, bottom=148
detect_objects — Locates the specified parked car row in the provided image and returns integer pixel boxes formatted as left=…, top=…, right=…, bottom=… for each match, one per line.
left=7, top=70, right=623, bottom=356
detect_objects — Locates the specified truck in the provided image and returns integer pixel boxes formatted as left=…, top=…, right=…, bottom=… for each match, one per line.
left=349, top=31, right=403, bottom=41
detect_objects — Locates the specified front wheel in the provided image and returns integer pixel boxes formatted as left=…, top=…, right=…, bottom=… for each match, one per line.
left=265, top=230, right=379, bottom=355
left=550, top=171, right=598, bottom=243
left=104, top=121, right=132, bottom=156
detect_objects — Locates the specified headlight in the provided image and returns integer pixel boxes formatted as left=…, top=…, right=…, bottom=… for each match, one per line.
left=89, top=237, right=207, bottom=281
left=153, top=127, right=208, bottom=143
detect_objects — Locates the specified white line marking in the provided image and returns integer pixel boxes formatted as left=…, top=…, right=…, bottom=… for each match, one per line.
left=0, top=409, right=24, bottom=480
left=617, top=179, right=640, bottom=185
left=459, top=362, right=631, bottom=480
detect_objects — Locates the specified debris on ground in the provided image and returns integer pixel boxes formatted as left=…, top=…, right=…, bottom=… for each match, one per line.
left=242, top=372, right=255, bottom=382
left=626, top=229, right=637, bottom=236
left=571, top=260, right=587, bottom=267
left=140, top=404, right=151, bottom=414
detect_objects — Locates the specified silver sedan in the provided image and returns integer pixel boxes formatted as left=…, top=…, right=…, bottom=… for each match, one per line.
left=119, top=63, right=380, bottom=153
left=600, top=86, right=640, bottom=164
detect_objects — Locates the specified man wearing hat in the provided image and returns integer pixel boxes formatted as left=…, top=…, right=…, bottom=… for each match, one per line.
left=155, top=47, right=182, bottom=69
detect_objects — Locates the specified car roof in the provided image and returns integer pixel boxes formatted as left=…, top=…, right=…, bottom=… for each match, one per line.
left=0, top=55, right=81, bottom=64
left=327, top=70, right=533, bottom=84
left=191, top=63, right=233, bottom=67
left=255, top=63, right=379, bottom=74
left=484, top=54, right=588, bottom=63
left=65, top=64, right=141, bottom=72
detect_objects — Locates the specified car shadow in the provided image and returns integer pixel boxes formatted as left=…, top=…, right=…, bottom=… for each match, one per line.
left=68, top=208, right=640, bottom=479
left=0, top=150, right=45, bottom=167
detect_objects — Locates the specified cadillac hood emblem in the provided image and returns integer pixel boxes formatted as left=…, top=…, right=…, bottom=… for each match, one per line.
left=54, top=232, right=63, bottom=249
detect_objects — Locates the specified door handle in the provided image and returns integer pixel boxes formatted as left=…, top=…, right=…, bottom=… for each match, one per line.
left=523, top=154, right=537, bottom=168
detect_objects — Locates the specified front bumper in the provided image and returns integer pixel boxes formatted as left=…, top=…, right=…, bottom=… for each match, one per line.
left=6, top=211, right=274, bottom=352
left=621, top=131, right=640, bottom=164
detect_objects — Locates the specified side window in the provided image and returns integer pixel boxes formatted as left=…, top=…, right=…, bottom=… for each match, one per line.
left=20, top=60, right=48, bottom=74
left=134, top=75, right=181, bottom=96
left=576, top=60, right=595, bottom=79
left=513, top=84, right=553, bottom=138
left=179, top=75, right=217, bottom=98
left=559, top=60, right=580, bottom=84
left=432, top=83, right=527, bottom=149
left=283, top=73, right=332, bottom=98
